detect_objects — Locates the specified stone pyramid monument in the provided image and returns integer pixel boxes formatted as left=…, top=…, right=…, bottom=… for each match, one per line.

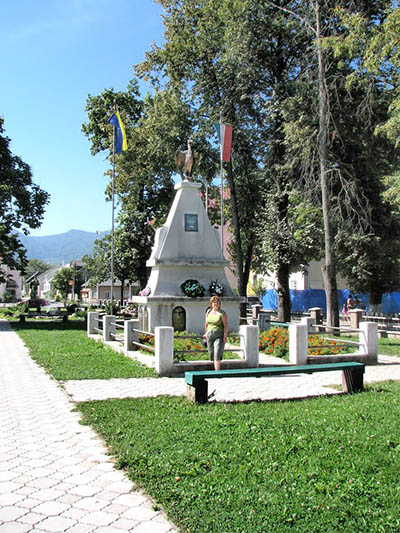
left=133, top=179, right=243, bottom=333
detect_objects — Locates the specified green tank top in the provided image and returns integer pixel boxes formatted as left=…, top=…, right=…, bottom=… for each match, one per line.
left=206, top=310, right=224, bottom=331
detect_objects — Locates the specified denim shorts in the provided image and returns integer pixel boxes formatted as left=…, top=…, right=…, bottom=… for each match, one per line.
left=206, top=329, right=225, bottom=361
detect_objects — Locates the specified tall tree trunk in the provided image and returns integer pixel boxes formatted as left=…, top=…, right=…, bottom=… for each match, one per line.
left=225, top=162, right=248, bottom=321
left=316, top=0, right=339, bottom=328
left=277, top=262, right=291, bottom=322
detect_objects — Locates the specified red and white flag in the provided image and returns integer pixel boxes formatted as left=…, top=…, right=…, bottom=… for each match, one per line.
left=213, top=122, right=233, bottom=162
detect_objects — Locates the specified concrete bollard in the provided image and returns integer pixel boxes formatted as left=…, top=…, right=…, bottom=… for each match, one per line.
left=259, top=311, right=271, bottom=331
left=240, top=324, right=259, bottom=367
left=289, top=323, right=308, bottom=365
left=252, top=304, right=262, bottom=325
left=309, top=307, right=323, bottom=326
left=155, top=326, right=174, bottom=376
left=350, top=309, right=364, bottom=329
left=301, top=316, right=316, bottom=333
left=359, top=321, right=378, bottom=362
left=87, top=312, right=99, bottom=335
left=124, top=319, right=140, bottom=353
left=103, top=315, right=116, bottom=342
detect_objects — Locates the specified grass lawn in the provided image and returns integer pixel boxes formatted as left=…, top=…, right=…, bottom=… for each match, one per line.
left=9, top=320, right=400, bottom=531
left=376, top=336, right=400, bottom=357
left=78, top=384, right=400, bottom=533
left=11, top=319, right=157, bottom=380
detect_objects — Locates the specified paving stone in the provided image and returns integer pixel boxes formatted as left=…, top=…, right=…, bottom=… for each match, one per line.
left=0, top=492, right=25, bottom=506
left=94, top=527, right=129, bottom=533
left=105, top=481, right=132, bottom=494
left=60, top=507, right=89, bottom=521
left=107, top=518, right=140, bottom=530
left=67, top=485, right=101, bottom=497
left=0, top=481, right=24, bottom=493
left=74, top=496, right=109, bottom=512
left=16, top=497, right=43, bottom=509
left=0, top=505, right=28, bottom=522
left=56, top=493, right=81, bottom=505
left=80, top=510, right=119, bottom=526
left=121, top=506, right=160, bottom=521
left=25, top=478, right=60, bottom=490
left=30, top=488, right=66, bottom=502
left=64, top=525, right=96, bottom=533
left=38, top=516, right=77, bottom=532
left=17, top=511, right=46, bottom=525
left=0, top=523, right=31, bottom=532
left=112, top=493, right=148, bottom=507
left=32, top=501, right=71, bottom=516
left=131, top=521, right=177, bottom=533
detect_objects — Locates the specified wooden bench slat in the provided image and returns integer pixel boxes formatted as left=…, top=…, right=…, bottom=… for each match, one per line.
left=185, top=362, right=365, bottom=402
left=185, top=362, right=365, bottom=386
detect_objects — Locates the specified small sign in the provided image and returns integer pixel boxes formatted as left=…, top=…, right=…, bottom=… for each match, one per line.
left=185, top=213, right=198, bottom=232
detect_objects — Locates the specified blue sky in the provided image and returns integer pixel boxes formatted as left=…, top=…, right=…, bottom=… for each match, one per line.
left=1, top=0, right=164, bottom=236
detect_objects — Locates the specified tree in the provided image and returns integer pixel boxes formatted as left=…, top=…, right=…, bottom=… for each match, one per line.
left=266, top=0, right=396, bottom=325
left=24, top=259, right=53, bottom=279
left=0, top=118, right=49, bottom=282
left=83, top=210, right=154, bottom=301
left=136, top=0, right=323, bottom=321
left=52, top=267, right=83, bottom=301
left=83, top=82, right=210, bottom=290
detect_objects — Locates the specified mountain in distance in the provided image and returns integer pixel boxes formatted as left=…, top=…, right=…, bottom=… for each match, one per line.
left=18, top=229, right=107, bottom=265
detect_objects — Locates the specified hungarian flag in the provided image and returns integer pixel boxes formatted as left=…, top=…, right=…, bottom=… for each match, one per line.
left=108, top=108, right=127, bottom=154
left=213, top=122, right=233, bottom=162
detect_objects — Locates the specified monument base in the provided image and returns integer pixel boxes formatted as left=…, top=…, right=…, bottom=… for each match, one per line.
left=130, top=295, right=244, bottom=334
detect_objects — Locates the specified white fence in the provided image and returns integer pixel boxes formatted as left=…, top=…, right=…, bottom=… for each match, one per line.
left=290, top=319, right=378, bottom=365
left=87, top=312, right=259, bottom=376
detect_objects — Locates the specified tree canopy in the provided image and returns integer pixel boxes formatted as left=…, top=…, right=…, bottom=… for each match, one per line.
left=0, top=118, right=49, bottom=282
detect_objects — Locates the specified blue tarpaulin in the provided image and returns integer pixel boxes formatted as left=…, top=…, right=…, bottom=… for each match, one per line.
left=261, top=289, right=400, bottom=314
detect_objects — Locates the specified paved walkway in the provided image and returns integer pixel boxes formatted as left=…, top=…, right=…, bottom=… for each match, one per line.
left=63, top=352, right=400, bottom=404
left=2, top=320, right=400, bottom=532
left=0, top=321, right=178, bottom=533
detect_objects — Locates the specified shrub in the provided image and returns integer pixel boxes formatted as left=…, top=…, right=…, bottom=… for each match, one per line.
left=104, top=302, right=120, bottom=315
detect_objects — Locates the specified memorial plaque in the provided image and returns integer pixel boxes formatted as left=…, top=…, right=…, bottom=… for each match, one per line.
left=173, top=306, right=186, bottom=331
left=184, top=213, right=198, bottom=232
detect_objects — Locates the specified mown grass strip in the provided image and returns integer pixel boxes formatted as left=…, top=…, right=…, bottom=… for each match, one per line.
left=12, top=320, right=157, bottom=380
left=78, top=383, right=400, bottom=533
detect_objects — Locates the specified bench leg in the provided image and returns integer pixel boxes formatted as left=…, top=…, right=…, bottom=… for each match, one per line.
left=186, top=380, right=208, bottom=403
left=342, top=369, right=364, bottom=393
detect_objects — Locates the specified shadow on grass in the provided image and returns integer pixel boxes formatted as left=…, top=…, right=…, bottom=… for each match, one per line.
left=10, top=319, right=86, bottom=332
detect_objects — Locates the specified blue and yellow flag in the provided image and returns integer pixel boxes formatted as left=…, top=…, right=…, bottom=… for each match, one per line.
left=108, top=109, right=127, bottom=154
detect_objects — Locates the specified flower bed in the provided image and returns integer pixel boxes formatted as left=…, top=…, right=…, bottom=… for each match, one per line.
left=259, top=327, right=349, bottom=360
left=138, top=331, right=240, bottom=362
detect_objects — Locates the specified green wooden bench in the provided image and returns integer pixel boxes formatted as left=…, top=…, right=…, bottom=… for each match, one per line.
left=185, top=362, right=365, bottom=403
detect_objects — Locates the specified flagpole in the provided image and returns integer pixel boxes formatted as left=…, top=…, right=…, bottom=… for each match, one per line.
left=219, top=113, right=224, bottom=255
left=110, top=104, right=116, bottom=313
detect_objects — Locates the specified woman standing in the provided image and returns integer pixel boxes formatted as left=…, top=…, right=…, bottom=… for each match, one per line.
left=204, top=295, right=228, bottom=371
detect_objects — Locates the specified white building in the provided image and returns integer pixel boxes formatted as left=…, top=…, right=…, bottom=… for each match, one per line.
left=251, top=259, right=348, bottom=292
left=0, top=266, right=23, bottom=302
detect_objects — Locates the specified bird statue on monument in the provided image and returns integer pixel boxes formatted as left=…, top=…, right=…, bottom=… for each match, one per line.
left=175, top=138, right=199, bottom=181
